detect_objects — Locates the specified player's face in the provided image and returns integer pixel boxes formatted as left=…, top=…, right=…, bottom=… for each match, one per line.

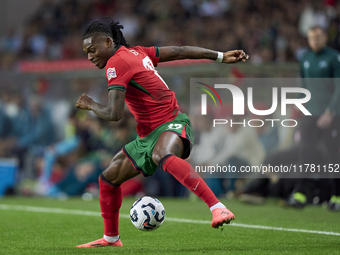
left=83, top=35, right=114, bottom=69
left=307, top=28, right=327, bottom=53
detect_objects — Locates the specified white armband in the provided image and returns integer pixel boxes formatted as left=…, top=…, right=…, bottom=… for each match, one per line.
left=216, top=52, right=224, bottom=63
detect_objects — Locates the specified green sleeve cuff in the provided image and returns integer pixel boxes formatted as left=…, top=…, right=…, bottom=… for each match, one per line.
left=155, top=46, right=160, bottom=57
left=108, top=85, right=126, bottom=92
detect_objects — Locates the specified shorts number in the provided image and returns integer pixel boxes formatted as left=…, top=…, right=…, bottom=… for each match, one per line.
left=168, top=124, right=182, bottom=130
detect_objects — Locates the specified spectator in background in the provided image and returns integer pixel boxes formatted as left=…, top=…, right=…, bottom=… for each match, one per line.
left=0, top=93, right=55, bottom=178
left=35, top=110, right=89, bottom=194
left=3, top=0, right=340, bottom=66
left=0, top=90, right=30, bottom=142
left=45, top=153, right=109, bottom=198
left=193, top=113, right=265, bottom=197
left=0, top=104, right=12, bottom=139
left=36, top=109, right=138, bottom=198
left=17, top=96, right=55, bottom=150
left=0, top=91, right=31, bottom=161
left=289, top=25, right=340, bottom=211
left=0, top=99, right=13, bottom=157
left=0, top=28, right=22, bottom=54
left=237, top=104, right=302, bottom=205
left=192, top=113, right=232, bottom=197
left=210, top=115, right=265, bottom=196
left=251, top=103, right=280, bottom=153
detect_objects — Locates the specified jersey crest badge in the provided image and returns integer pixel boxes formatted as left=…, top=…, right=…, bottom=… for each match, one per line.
left=318, top=61, right=328, bottom=68
left=107, top=68, right=117, bottom=79
left=304, top=61, right=310, bottom=69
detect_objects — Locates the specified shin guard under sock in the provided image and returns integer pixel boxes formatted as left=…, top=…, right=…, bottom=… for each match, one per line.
left=161, top=155, right=219, bottom=207
left=99, top=174, right=122, bottom=236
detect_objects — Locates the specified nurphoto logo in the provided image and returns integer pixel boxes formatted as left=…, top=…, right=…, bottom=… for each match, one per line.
left=196, top=82, right=312, bottom=128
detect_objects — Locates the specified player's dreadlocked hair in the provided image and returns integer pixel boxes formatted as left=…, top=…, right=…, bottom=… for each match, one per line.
left=82, top=19, right=129, bottom=47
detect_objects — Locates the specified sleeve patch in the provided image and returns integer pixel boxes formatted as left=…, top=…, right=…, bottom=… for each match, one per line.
left=107, top=68, right=117, bottom=80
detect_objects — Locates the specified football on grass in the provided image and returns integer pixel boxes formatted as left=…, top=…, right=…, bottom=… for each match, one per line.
left=130, top=196, right=165, bottom=231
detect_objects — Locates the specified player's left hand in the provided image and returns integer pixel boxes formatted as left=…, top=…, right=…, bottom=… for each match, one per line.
left=76, top=93, right=93, bottom=110
left=223, top=50, right=249, bottom=63
left=317, top=110, right=334, bottom=129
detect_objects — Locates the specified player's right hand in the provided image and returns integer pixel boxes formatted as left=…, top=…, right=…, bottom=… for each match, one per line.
left=76, top=93, right=93, bottom=110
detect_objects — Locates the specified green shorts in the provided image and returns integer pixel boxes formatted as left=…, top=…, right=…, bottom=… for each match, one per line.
left=122, top=113, right=194, bottom=176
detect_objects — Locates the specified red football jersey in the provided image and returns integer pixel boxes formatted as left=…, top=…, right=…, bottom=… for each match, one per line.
left=105, top=46, right=179, bottom=137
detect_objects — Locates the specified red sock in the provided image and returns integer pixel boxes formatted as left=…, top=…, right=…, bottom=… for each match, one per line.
left=161, top=155, right=219, bottom=207
left=121, top=178, right=143, bottom=197
left=99, top=174, right=122, bottom=237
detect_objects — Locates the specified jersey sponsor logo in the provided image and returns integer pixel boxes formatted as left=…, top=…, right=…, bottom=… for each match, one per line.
left=304, top=61, right=310, bottom=69
left=107, top=68, right=117, bottom=80
left=318, top=61, right=328, bottom=68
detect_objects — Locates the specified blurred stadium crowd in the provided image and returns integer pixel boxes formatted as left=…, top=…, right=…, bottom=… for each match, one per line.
left=1, top=0, right=340, bottom=69
left=0, top=0, right=339, bottom=208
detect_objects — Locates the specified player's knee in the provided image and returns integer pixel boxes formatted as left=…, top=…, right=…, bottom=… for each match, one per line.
left=152, top=151, right=177, bottom=168
left=153, top=150, right=174, bottom=166
left=101, top=164, right=124, bottom=186
left=111, top=179, right=124, bottom=186
left=152, top=152, right=163, bottom=167
left=101, top=170, right=124, bottom=186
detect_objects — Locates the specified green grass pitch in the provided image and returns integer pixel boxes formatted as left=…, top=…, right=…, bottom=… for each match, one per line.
left=0, top=197, right=339, bottom=255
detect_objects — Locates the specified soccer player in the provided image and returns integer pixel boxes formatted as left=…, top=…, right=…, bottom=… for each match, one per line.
left=75, top=20, right=249, bottom=248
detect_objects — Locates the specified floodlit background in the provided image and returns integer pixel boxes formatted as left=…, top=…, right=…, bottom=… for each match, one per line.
left=0, top=0, right=338, bottom=203
left=1, top=1, right=340, bottom=254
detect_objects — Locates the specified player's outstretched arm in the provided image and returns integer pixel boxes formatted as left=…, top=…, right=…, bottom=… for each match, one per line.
left=158, top=46, right=249, bottom=63
left=76, top=89, right=125, bottom=121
